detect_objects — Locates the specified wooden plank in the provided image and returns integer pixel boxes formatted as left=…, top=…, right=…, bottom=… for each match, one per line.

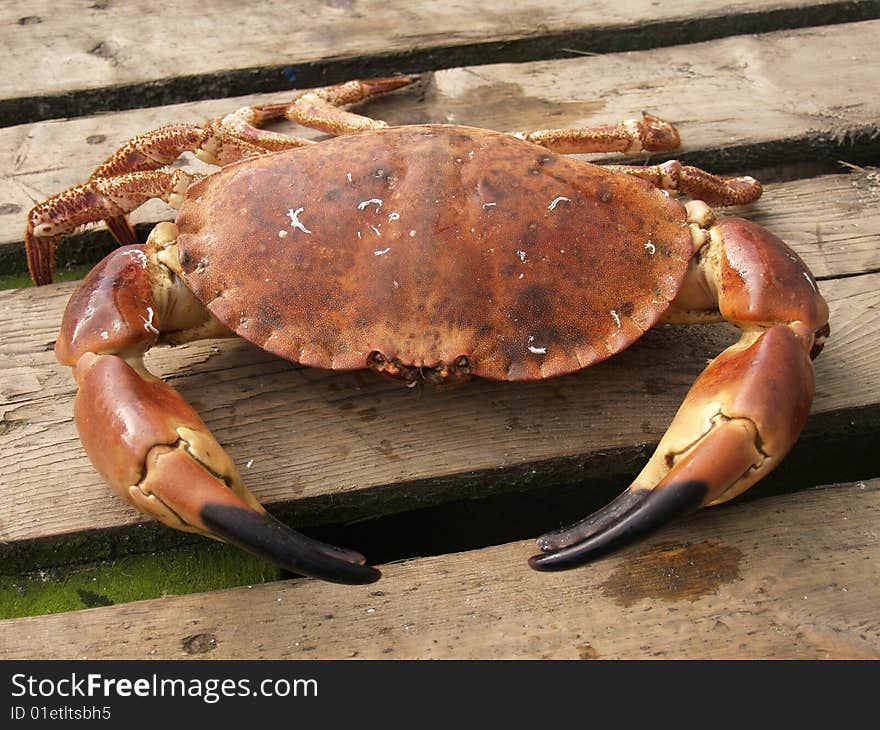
left=0, top=261, right=876, bottom=552
left=2, top=0, right=877, bottom=126
left=1, top=478, right=876, bottom=659
left=2, top=21, right=879, bottom=565
left=725, top=168, right=880, bottom=281
left=3, top=20, right=880, bottom=261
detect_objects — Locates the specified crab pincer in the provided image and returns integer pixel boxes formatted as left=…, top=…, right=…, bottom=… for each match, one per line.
left=56, top=242, right=379, bottom=584
left=530, top=214, right=829, bottom=570
left=27, top=75, right=830, bottom=583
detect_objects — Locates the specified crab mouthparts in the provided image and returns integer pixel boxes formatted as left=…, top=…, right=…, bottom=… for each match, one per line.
left=367, top=351, right=472, bottom=387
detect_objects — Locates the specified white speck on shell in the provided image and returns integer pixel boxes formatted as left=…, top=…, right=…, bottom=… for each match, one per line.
left=100, top=330, right=109, bottom=340
left=278, top=229, right=288, bottom=238
left=482, top=202, right=496, bottom=209
left=141, top=307, right=159, bottom=335
left=388, top=212, right=400, bottom=222
left=516, top=250, right=527, bottom=262
left=644, top=241, right=656, bottom=254
left=358, top=198, right=383, bottom=212
left=610, top=309, right=621, bottom=329
left=123, top=249, right=148, bottom=268
left=528, top=344, right=547, bottom=354
left=409, top=230, right=417, bottom=237
left=287, top=207, right=312, bottom=234
left=548, top=196, right=571, bottom=210
left=374, top=247, right=391, bottom=256
left=370, top=224, right=382, bottom=237
left=346, top=172, right=353, bottom=182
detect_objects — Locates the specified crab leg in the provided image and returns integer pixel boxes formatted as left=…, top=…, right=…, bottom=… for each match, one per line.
left=530, top=204, right=830, bottom=571
left=26, top=169, right=194, bottom=285
left=514, top=113, right=681, bottom=154
left=87, top=76, right=418, bottom=177
left=249, top=76, right=418, bottom=135
left=517, top=118, right=762, bottom=206
left=55, top=224, right=379, bottom=584
left=608, top=161, right=764, bottom=207
left=25, top=76, right=420, bottom=285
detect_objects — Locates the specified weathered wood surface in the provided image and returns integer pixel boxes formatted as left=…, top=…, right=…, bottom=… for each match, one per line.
left=3, top=20, right=880, bottom=258
left=1, top=1, right=878, bottom=660
left=1, top=244, right=876, bottom=548
left=3, top=0, right=876, bottom=126
left=2, top=21, right=880, bottom=555
left=1, top=479, right=876, bottom=660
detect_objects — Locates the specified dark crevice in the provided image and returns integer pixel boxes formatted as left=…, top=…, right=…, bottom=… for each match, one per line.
left=3, top=129, right=880, bottom=283
left=613, top=126, right=880, bottom=177
left=3, top=402, right=878, bottom=576
left=303, top=404, right=880, bottom=568
left=816, top=266, right=880, bottom=282
left=3, top=2, right=880, bottom=128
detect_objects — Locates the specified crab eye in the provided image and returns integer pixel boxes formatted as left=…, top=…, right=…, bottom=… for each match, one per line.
left=368, top=351, right=386, bottom=366
left=454, top=355, right=471, bottom=372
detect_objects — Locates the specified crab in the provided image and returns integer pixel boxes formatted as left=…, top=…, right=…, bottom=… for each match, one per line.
left=25, top=75, right=829, bottom=584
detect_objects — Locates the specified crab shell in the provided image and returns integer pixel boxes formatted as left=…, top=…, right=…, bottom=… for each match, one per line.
left=174, top=124, right=692, bottom=381
left=44, top=114, right=828, bottom=583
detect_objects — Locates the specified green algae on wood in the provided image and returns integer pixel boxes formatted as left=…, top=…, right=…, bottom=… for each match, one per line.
left=0, top=542, right=283, bottom=620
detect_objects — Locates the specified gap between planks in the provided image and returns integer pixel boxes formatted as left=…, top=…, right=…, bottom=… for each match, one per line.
left=0, top=267, right=876, bottom=549
left=3, top=19, right=880, bottom=263
left=0, top=478, right=876, bottom=660
left=1, top=21, right=878, bottom=560
left=2, top=1, right=879, bottom=126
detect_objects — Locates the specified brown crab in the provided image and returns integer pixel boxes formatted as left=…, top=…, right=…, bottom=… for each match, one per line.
left=25, top=76, right=829, bottom=584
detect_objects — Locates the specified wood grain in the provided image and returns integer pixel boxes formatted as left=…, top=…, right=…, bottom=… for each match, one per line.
left=0, top=263, right=876, bottom=548
left=2, top=22, right=879, bottom=566
left=3, top=20, right=880, bottom=257
left=1, top=478, right=875, bottom=659
left=0, top=0, right=878, bottom=660
left=2, top=0, right=875, bottom=124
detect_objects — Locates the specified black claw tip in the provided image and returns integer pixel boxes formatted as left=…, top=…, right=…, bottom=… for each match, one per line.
left=201, top=504, right=381, bottom=585
left=536, top=488, right=650, bottom=552
left=529, top=480, right=708, bottom=572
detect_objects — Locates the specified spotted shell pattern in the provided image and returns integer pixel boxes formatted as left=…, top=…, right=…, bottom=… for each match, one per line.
left=175, top=125, right=693, bottom=381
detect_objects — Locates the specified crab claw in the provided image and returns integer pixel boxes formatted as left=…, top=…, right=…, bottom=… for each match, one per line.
left=530, top=322, right=817, bottom=571
left=73, top=352, right=380, bottom=584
